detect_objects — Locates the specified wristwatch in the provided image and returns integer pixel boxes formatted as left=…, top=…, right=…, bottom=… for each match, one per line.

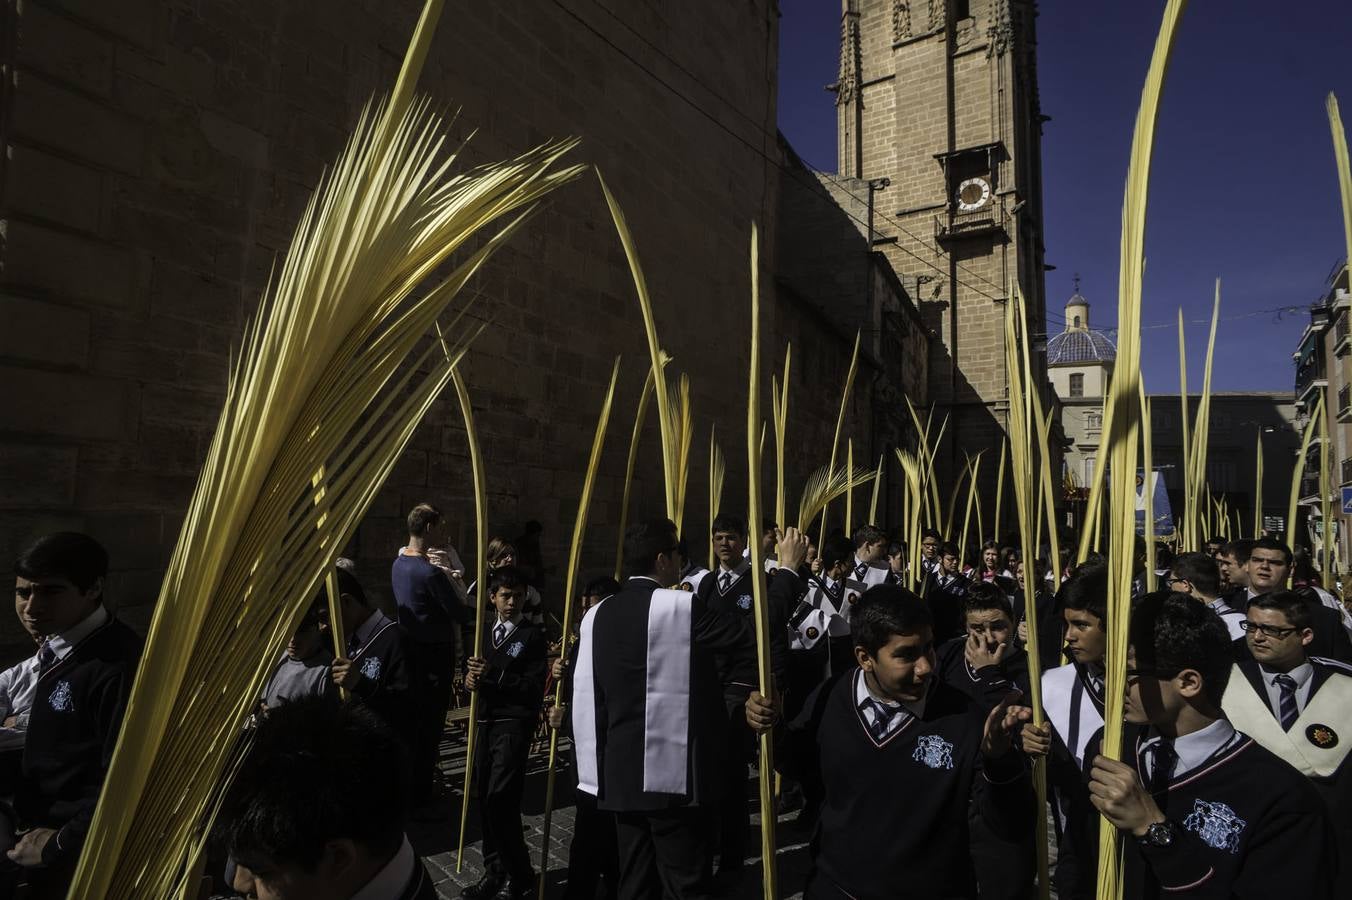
left=1137, top=819, right=1175, bottom=848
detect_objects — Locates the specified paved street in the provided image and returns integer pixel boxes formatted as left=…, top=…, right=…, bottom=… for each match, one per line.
left=415, top=724, right=811, bottom=899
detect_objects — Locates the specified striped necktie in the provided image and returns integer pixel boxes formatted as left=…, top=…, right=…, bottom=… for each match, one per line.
left=719, top=572, right=732, bottom=592
left=1273, top=674, right=1299, bottom=730
left=1146, top=739, right=1177, bottom=797
left=37, top=640, right=57, bottom=675
left=861, top=697, right=903, bottom=741
left=493, top=622, right=507, bottom=647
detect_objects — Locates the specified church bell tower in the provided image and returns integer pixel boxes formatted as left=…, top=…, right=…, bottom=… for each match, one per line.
left=835, top=0, right=1050, bottom=491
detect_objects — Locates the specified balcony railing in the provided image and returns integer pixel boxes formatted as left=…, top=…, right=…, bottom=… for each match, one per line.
left=935, top=200, right=1004, bottom=242
left=1337, top=315, right=1351, bottom=357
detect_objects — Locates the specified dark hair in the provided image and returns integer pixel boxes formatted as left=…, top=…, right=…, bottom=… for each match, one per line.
left=1250, top=537, right=1293, bottom=566
left=488, top=565, right=526, bottom=596
left=1205, top=536, right=1226, bottom=548
left=406, top=503, right=441, bottom=538
left=486, top=537, right=517, bottom=565
left=852, top=524, right=887, bottom=550
left=921, top=528, right=942, bottom=543
left=1248, top=590, right=1312, bottom=631
left=1154, top=542, right=1175, bottom=570
left=887, top=541, right=906, bottom=558
left=1224, top=539, right=1256, bottom=564
left=851, top=584, right=932, bottom=657
left=1169, top=552, right=1220, bottom=597
left=623, top=518, right=679, bottom=578
left=1129, top=592, right=1232, bottom=708
left=295, top=597, right=324, bottom=635
left=964, top=580, right=1014, bottom=621
left=710, top=512, right=747, bottom=539
left=14, top=532, right=108, bottom=593
left=819, top=535, right=854, bottom=570
left=583, top=576, right=621, bottom=598
left=938, top=542, right=960, bottom=560
left=218, top=698, right=408, bottom=871
left=334, top=567, right=369, bottom=608
left=761, top=517, right=778, bottom=535
left=1060, top=562, right=1108, bottom=626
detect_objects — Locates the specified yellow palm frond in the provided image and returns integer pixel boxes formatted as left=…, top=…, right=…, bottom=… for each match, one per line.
left=1097, top=2, right=1189, bottom=895
left=68, top=4, right=583, bottom=896
left=798, top=464, right=876, bottom=535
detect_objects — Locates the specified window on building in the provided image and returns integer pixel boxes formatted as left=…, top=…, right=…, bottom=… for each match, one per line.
left=1084, top=457, right=1096, bottom=484
left=1073, top=315, right=1082, bottom=327
left=1069, top=373, right=1084, bottom=397
left=1086, top=411, right=1102, bottom=430
left=955, top=0, right=971, bottom=18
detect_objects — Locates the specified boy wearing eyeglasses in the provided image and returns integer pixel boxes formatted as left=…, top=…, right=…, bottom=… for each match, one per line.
left=1086, top=592, right=1335, bottom=898
left=1221, top=590, right=1352, bottom=864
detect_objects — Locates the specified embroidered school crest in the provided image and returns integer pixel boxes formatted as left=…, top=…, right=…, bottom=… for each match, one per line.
left=360, top=656, right=382, bottom=681
left=506, top=640, right=524, bottom=658
left=911, top=734, right=955, bottom=770
left=1307, top=723, right=1339, bottom=748
left=737, top=594, right=752, bottom=611
left=805, top=626, right=820, bottom=640
left=1183, top=799, right=1246, bottom=853
left=48, top=680, right=73, bottom=713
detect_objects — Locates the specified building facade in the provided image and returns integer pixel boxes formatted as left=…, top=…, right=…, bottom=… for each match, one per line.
left=1293, top=264, right=1351, bottom=572
left=834, top=0, right=1051, bottom=482
left=0, top=0, right=927, bottom=645
left=1047, top=286, right=1116, bottom=490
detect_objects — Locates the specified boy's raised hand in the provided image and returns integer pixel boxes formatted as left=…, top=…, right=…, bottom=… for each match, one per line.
left=981, top=691, right=1032, bottom=757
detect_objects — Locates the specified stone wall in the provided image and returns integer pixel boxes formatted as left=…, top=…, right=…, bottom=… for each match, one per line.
left=0, top=0, right=889, bottom=642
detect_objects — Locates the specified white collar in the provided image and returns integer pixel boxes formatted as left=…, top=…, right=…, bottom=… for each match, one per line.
left=1260, top=660, right=1314, bottom=690
left=854, top=666, right=928, bottom=721
left=351, top=609, right=392, bottom=650
left=717, top=559, right=750, bottom=579
left=46, top=605, right=109, bottom=661
left=349, top=836, right=417, bottom=900
left=1142, top=718, right=1237, bottom=779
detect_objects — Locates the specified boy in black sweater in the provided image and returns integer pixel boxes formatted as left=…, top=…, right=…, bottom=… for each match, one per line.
left=323, top=568, right=416, bottom=756
left=4, top=532, right=141, bottom=899
left=747, top=584, right=1035, bottom=899
left=935, top=581, right=1031, bottom=713
left=1087, top=592, right=1336, bottom=897
left=462, top=566, right=547, bottom=900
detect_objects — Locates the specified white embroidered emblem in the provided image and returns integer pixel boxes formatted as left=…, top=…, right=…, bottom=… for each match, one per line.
left=1183, top=799, right=1246, bottom=853
left=737, top=594, right=752, bottom=611
left=49, top=680, right=73, bottom=713
left=360, top=656, right=382, bottom=681
left=506, top=641, right=524, bottom=658
left=911, top=734, right=954, bottom=770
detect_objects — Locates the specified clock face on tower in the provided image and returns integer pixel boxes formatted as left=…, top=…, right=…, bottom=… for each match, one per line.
left=955, top=176, right=992, bottom=212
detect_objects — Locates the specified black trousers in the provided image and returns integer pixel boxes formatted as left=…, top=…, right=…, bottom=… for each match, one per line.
left=476, top=717, right=535, bottom=883
left=563, top=786, right=619, bottom=900
left=614, top=807, right=711, bottom=900
left=407, top=639, right=454, bottom=797
left=714, top=700, right=752, bottom=871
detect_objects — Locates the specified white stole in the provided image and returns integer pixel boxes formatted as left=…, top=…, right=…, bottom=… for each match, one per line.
left=572, top=601, right=605, bottom=796
left=1222, top=664, right=1352, bottom=778
left=643, top=588, right=692, bottom=794
left=1042, top=663, right=1103, bottom=770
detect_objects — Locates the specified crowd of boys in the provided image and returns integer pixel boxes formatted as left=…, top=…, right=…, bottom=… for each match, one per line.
left=4, top=508, right=1350, bottom=899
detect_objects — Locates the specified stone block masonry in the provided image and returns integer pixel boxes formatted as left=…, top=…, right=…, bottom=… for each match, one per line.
left=0, top=0, right=870, bottom=646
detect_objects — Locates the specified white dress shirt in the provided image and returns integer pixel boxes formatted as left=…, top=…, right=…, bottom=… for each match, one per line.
left=46, top=604, right=109, bottom=661
left=854, top=669, right=927, bottom=738
left=1140, top=718, right=1240, bottom=781
left=350, top=836, right=418, bottom=900
left=1258, top=661, right=1314, bottom=719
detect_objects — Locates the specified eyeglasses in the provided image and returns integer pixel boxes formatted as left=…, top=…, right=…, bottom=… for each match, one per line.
left=1165, top=576, right=1188, bottom=586
left=1240, top=620, right=1298, bottom=639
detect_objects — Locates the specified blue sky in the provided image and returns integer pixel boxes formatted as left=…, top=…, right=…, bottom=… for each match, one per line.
left=777, top=1, right=1352, bottom=393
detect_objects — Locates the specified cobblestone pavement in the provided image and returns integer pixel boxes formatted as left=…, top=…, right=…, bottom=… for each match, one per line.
left=414, top=724, right=811, bottom=899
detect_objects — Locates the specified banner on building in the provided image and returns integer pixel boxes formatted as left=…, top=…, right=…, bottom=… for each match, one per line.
left=1135, top=468, right=1174, bottom=538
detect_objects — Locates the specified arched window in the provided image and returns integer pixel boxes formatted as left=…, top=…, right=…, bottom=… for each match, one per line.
left=1073, top=315, right=1082, bottom=328
left=1069, top=373, right=1084, bottom=397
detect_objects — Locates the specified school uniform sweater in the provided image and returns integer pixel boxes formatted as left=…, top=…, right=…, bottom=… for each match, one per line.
left=261, top=649, right=335, bottom=708
left=922, top=572, right=970, bottom=644
left=935, top=636, right=1031, bottom=713
left=1110, top=723, right=1336, bottom=898
left=16, top=612, right=141, bottom=865
left=696, top=562, right=802, bottom=701
left=345, top=612, right=415, bottom=743
left=474, top=616, right=547, bottom=722
left=783, top=670, right=1032, bottom=899
left=1040, top=661, right=1106, bottom=899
